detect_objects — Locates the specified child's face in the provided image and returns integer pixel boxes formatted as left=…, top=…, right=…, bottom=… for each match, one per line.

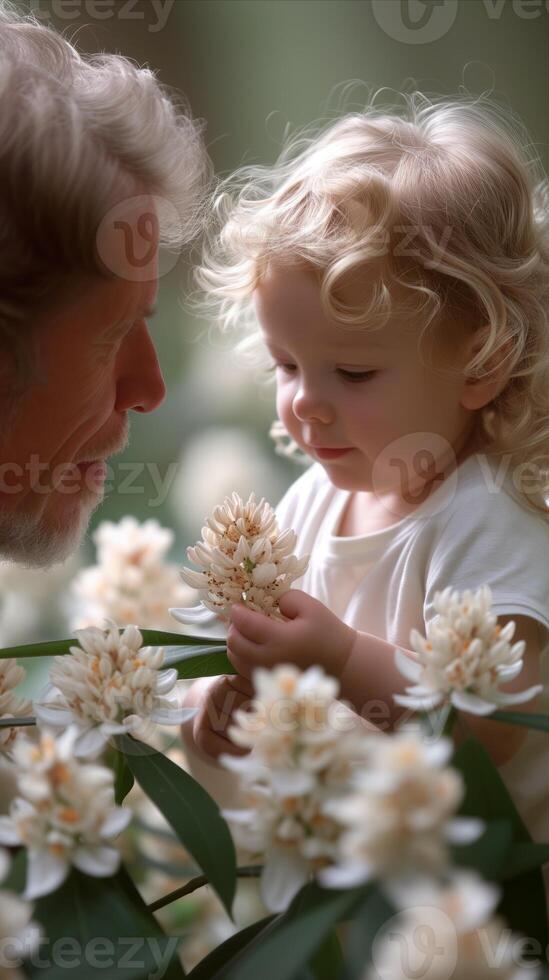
left=254, top=261, right=479, bottom=501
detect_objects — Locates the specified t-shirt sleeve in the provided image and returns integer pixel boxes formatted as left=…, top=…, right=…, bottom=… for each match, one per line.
left=423, top=488, right=549, bottom=641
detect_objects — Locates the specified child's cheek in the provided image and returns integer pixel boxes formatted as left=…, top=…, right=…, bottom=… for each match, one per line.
left=276, top=387, right=300, bottom=440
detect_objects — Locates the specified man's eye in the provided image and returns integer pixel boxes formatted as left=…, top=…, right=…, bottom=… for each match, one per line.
left=337, top=369, right=377, bottom=383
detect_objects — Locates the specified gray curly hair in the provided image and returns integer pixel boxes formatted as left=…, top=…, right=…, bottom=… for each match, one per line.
left=0, top=0, right=212, bottom=390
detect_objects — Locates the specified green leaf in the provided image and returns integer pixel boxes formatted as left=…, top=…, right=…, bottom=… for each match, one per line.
left=140, top=631, right=225, bottom=649
left=24, top=864, right=185, bottom=979
left=115, top=756, right=135, bottom=805
left=105, top=745, right=135, bottom=805
left=0, top=629, right=226, bottom=661
left=220, top=883, right=367, bottom=980
left=343, top=885, right=396, bottom=980
left=117, top=734, right=236, bottom=917
left=309, top=929, right=344, bottom=980
left=453, top=736, right=548, bottom=946
left=173, top=649, right=235, bottom=679
left=489, top=709, right=549, bottom=733
left=450, top=819, right=513, bottom=880
left=187, top=914, right=278, bottom=980
left=502, top=841, right=549, bottom=880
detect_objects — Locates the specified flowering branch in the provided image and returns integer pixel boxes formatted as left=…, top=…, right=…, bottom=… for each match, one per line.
left=147, top=865, right=263, bottom=913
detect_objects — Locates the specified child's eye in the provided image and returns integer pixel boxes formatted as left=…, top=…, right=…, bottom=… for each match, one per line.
left=267, top=362, right=297, bottom=374
left=337, top=369, right=377, bottom=383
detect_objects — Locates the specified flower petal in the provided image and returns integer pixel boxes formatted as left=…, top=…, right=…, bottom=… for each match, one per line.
left=318, top=861, right=372, bottom=890
left=444, top=817, right=485, bottom=844
left=100, top=808, right=133, bottom=838
left=33, top=702, right=75, bottom=727
left=493, top=684, right=543, bottom=706
left=261, top=846, right=310, bottom=912
left=150, top=706, right=198, bottom=725
left=155, top=669, right=178, bottom=694
left=0, top=817, right=22, bottom=846
left=73, top=727, right=109, bottom=758
left=394, top=648, right=422, bottom=683
left=450, top=691, right=496, bottom=715
left=24, top=849, right=68, bottom=900
left=72, top=844, right=120, bottom=877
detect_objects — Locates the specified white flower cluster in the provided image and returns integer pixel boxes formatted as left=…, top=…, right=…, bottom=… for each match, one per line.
left=221, top=665, right=483, bottom=915
left=34, top=623, right=197, bottom=757
left=393, top=585, right=542, bottom=716
left=221, top=665, right=378, bottom=911
left=319, top=729, right=482, bottom=890
left=69, top=517, right=195, bottom=631
left=0, top=847, right=41, bottom=978
left=367, top=870, right=539, bottom=980
left=0, top=728, right=131, bottom=900
left=174, top=492, right=309, bottom=620
left=0, top=659, right=32, bottom=758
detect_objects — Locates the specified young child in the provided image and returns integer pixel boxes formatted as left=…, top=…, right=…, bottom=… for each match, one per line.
left=181, top=92, right=549, bottom=885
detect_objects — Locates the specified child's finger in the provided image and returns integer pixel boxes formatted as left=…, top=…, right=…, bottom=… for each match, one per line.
left=195, top=727, right=248, bottom=761
left=208, top=686, right=253, bottom=725
left=230, top=603, right=283, bottom=644
left=227, top=624, right=262, bottom=660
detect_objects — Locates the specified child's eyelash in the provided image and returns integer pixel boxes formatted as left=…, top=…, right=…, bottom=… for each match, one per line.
left=266, top=363, right=377, bottom=383
left=337, top=369, right=377, bottom=383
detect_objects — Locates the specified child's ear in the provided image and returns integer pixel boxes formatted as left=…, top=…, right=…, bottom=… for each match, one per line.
left=460, top=326, right=514, bottom=411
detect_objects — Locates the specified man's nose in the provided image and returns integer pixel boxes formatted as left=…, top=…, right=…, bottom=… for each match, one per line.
left=114, top=322, right=166, bottom=414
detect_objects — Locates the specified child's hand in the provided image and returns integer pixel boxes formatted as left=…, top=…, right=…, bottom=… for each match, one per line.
left=180, top=674, right=255, bottom=764
left=227, top=590, right=356, bottom=681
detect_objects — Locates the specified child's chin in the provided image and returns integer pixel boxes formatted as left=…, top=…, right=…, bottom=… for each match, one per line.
left=321, top=466, right=372, bottom=492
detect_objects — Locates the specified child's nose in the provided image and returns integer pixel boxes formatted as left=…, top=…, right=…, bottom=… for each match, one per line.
left=292, top=385, right=333, bottom=424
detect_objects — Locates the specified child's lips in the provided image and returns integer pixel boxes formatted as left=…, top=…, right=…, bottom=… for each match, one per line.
left=310, top=447, right=352, bottom=460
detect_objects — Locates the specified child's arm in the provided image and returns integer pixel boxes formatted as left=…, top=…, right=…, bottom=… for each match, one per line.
left=227, top=590, right=417, bottom=731
left=227, top=595, right=543, bottom=767
left=448, top=614, right=542, bottom=766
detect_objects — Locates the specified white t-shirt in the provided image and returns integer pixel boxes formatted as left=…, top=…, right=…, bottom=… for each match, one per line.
left=275, top=454, right=549, bottom=901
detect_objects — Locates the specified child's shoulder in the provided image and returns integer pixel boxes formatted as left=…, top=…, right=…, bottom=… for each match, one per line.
left=431, top=452, right=549, bottom=547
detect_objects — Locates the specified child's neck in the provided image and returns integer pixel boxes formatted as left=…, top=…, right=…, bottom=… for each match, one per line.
left=335, top=421, right=484, bottom=537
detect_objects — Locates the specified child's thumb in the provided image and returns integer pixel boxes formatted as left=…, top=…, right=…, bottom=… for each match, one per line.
left=277, top=588, right=311, bottom=620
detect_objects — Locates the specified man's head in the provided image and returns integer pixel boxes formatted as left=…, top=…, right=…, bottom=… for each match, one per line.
left=0, top=2, right=211, bottom=566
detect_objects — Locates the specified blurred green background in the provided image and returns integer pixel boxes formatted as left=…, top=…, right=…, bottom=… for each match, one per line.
left=3, top=0, right=549, bottom=650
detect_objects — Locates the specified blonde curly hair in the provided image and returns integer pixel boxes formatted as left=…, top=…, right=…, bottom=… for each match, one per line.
left=195, top=88, right=549, bottom=521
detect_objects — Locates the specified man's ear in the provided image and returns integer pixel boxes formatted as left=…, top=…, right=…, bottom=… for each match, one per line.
left=460, top=326, right=515, bottom=411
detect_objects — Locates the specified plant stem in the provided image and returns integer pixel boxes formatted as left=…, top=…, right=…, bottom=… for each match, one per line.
left=0, top=716, right=36, bottom=729
left=441, top=704, right=457, bottom=738
left=148, top=865, right=263, bottom=913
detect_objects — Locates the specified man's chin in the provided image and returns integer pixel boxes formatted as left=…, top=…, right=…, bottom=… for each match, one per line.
left=0, top=490, right=103, bottom=568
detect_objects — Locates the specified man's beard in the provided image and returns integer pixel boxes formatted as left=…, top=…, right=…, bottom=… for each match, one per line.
left=0, top=492, right=102, bottom=568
